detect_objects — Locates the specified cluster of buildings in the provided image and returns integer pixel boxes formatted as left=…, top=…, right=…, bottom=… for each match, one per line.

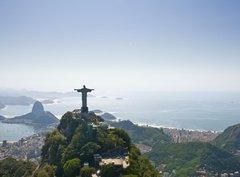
left=161, top=170, right=240, bottom=177
left=0, top=133, right=44, bottom=163
left=92, top=150, right=129, bottom=174
left=220, top=172, right=240, bottom=177
left=0, top=122, right=130, bottom=173
left=196, top=170, right=240, bottom=177
left=163, top=128, right=220, bottom=143
left=158, top=167, right=240, bottom=177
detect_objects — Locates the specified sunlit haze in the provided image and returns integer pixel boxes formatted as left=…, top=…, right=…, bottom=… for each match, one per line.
left=1, top=0, right=240, bottom=94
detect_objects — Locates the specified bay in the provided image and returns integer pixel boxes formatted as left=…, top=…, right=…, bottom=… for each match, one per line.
left=0, top=122, right=35, bottom=142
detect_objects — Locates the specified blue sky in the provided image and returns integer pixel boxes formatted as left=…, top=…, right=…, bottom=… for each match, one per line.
left=0, top=0, right=240, bottom=94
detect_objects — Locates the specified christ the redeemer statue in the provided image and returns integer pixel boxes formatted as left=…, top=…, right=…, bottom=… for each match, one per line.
left=74, top=85, right=94, bottom=114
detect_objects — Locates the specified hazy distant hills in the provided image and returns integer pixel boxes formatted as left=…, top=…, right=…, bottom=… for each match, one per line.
left=0, top=88, right=95, bottom=99
left=3, top=101, right=59, bottom=125
left=0, top=88, right=95, bottom=110
left=213, top=123, right=240, bottom=154
left=0, top=96, right=35, bottom=109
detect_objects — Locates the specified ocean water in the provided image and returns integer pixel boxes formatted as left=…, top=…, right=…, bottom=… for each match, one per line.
left=0, top=122, right=35, bottom=142
left=1, top=91, right=240, bottom=141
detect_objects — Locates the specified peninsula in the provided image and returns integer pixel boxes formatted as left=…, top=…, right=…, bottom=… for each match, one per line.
left=2, top=101, right=59, bottom=125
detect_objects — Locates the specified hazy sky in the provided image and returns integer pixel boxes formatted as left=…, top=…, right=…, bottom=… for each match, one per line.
left=1, top=0, right=240, bottom=94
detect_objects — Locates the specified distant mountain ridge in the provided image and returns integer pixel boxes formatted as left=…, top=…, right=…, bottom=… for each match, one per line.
left=146, top=142, right=240, bottom=176
left=143, top=122, right=240, bottom=176
left=3, top=101, right=59, bottom=125
left=0, top=88, right=95, bottom=99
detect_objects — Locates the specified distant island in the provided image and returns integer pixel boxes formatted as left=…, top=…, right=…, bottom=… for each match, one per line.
left=0, top=96, right=35, bottom=109
left=101, top=96, right=108, bottom=99
left=0, top=102, right=5, bottom=109
left=93, top=110, right=118, bottom=121
left=0, top=115, right=5, bottom=121
left=2, top=101, right=59, bottom=126
left=41, top=99, right=55, bottom=104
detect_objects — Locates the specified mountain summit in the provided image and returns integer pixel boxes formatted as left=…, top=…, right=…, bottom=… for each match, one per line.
left=3, top=101, right=59, bottom=125
left=32, top=101, right=44, bottom=114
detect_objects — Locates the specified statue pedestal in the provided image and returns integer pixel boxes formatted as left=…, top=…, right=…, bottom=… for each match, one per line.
left=81, top=107, right=89, bottom=113
left=81, top=107, right=88, bottom=120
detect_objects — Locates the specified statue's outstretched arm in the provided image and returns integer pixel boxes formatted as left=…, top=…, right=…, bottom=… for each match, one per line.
left=74, top=89, right=82, bottom=92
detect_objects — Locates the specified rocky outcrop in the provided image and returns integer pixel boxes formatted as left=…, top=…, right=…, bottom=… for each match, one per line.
left=32, top=101, right=44, bottom=114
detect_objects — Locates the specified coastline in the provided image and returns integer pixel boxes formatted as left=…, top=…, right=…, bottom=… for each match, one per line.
left=0, top=104, right=229, bottom=143
left=135, top=122, right=223, bottom=133
left=2, top=95, right=240, bottom=132
left=132, top=122, right=221, bottom=143
left=95, top=109, right=224, bottom=133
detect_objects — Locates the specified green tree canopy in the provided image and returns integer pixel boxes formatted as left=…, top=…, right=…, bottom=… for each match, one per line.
left=101, top=164, right=120, bottom=177
left=37, top=164, right=55, bottom=177
left=63, top=158, right=81, bottom=177
left=0, top=157, right=36, bottom=177
left=80, top=167, right=96, bottom=177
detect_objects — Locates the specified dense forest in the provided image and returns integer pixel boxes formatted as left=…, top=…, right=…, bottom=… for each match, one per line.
left=0, top=157, right=36, bottom=177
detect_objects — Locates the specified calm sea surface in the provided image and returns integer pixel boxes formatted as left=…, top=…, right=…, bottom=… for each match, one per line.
left=0, top=122, right=35, bottom=142
left=1, top=92, right=240, bottom=141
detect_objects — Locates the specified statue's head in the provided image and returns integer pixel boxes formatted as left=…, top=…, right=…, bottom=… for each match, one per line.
left=83, top=85, right=86, bottom=88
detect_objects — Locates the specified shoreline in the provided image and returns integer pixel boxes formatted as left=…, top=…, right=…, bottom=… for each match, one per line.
left=132, top=122, right=221, bottom=143
left=96, top=110, right=224, bottom=132
left=135, top=122, right=223, bottom=133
